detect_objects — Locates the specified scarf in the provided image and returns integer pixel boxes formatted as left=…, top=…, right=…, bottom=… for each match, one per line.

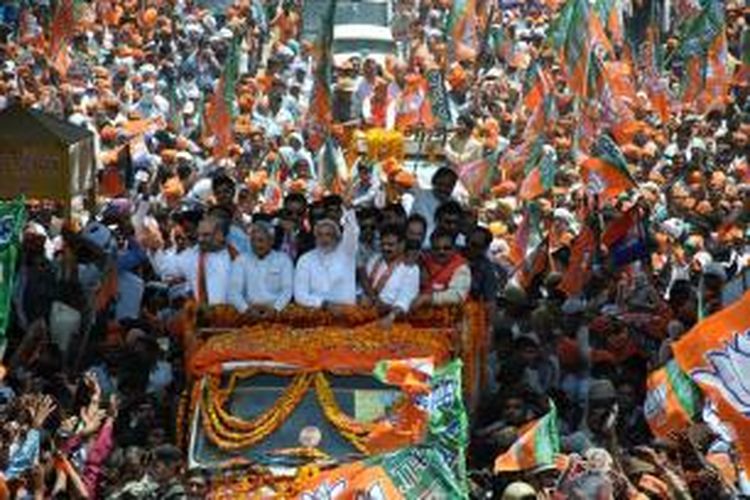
left=422, top=252, right=466, bottom=293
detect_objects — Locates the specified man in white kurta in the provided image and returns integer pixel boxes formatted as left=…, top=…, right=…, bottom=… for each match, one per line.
left=363, top=227, right=419, bottom=317
left=231, top=221, right=294, bottom=315
left=174, top=216, right=245, bottom=310
left=294, top=209, right=359, bottom=308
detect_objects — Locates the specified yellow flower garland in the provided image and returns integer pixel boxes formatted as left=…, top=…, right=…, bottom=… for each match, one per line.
left=364, top=128, right=405, bottom=162
left=201, top=373, right=313, bottom=450
left=198, top=369, right=387, bottom=454
left=313, top=373, right=374, bottom=454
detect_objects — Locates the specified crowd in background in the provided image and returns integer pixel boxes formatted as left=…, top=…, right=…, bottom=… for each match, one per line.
left=0, top=0, right=749, bottom=497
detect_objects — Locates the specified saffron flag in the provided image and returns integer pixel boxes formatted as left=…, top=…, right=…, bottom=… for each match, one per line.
left=495, top=402, right=559, bottom=472
left=559, top=226, right=596, bottom=297
left=205, top=35, right=240, bottom=158
left=48, top=0, right=75, bottom=76
left=307, top=0, right=337, bottom=141
left=299, top=360, right=469, bottom=498
left=206, top=77, right=233, bottom=158
left=374, top=358, right=434, bottom=395
left=595, top=0, right=623, bottom=46
left=644, top=360, right=702, bottom=439
left=580, top=135, right=636, bottom=200
left=523, top=64, right=551, bottom=112
left=641, top=24, right=672, bottom=124
left=519, top=145, right=556, bottom=201
left=673, top=292, right=750, bottom=474
left=0, top=199, right=26, bottom=341
left=448, top=0, right=478, bottom=61
left=548, top=0, right=592, bottom=97
left=296, top=446, right=466, bottom=499
left=458, top=154, right=498, bottom=200
left=508, top=204, right=539, bottom=267
left=601, top=207, right=648, bottom=267
left=677, top=0, right=725, bottom=109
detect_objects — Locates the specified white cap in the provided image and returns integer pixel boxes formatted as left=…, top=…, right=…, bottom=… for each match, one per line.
left=139, top=63, right=156, bottom=76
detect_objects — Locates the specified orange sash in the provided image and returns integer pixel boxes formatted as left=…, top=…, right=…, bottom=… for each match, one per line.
left=368, top=257, right=401, bottom=294
left=422, top=253, right=466, bottom=293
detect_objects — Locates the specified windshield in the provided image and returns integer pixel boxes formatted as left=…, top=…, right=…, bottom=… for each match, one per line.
left=332, top=38, right=396, bottom=55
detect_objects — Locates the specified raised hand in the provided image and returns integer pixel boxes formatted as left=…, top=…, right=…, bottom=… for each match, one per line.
left=31, top=395, right=56, bottom=429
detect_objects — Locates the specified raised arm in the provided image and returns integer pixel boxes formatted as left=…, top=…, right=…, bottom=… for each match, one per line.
left=339, top=208, right=360, bottom=258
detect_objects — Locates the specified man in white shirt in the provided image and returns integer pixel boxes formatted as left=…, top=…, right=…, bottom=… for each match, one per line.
left=294, top=208, right=359, bottom=310
left=361, top=225, right=419, bottom=322
left=445, top=115, right=483, bottom=167
left=174, top=215, right=244, bottom=309
left=231, top=220, right=294, bottom=317
left=351, top=57, right=379, bottom=121
left=410, top=167, right=460, bottom=242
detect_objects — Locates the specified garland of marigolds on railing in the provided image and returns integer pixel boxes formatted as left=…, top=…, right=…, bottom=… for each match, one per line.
left=201, top=373, right=313, bottom=450
left=194, top=304, right=465, bottom=336
left=314, top=373, right=374, bottom=454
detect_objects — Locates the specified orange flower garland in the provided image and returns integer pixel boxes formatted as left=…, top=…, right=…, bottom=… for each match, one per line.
left=313, top=373, right=374, bottom=454
left=201, top=373, right=313, bottom=450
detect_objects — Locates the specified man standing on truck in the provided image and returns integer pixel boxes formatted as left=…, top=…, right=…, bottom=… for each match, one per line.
left=294, top=206, right=360, bottom=310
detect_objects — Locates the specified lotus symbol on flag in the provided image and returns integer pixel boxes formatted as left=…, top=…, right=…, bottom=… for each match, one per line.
left=300, top=479, right=386, bottom=500
left=301, top=479, right=346, bottom=500
left=692, top=330, right=750, bottom=417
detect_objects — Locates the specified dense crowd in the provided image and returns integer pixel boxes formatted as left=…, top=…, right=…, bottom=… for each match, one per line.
left=0, top=0, right=749, bottom=497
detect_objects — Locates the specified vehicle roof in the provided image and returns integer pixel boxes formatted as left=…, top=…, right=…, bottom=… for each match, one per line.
left=333, top=24, right=394, bottom=41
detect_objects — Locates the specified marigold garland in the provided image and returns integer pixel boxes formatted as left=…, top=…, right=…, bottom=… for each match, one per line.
left=201, top=373, right=312, bottom=450
left=195, top=303, right=466, bottom=333
left=197, top=369, right=394, bottom=455
left=313, top=373, right=374, bottom=454
left=190, top=322, right=453, bottom=377
left=364, top=128, right=405, bottom=162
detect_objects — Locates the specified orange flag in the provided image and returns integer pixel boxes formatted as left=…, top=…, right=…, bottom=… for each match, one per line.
left=48, top=0, right=75, bottom=77
left=206, top=77, right=233, bottom=158
left=559, top=226, right=596, bottom=297
left=365, top=358, right=433, bottom=453
left=673, top=291, right=750, bottom=474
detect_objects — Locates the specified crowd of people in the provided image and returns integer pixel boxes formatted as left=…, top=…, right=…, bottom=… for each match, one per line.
left=0, top=0, right=749, bottom=497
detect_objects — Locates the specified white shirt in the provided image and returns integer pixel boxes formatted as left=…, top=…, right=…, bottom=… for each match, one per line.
left=409, top=188, right=443, bottom=243
left=294, top=210, right=360, bottom=307
left=175, top=246, right=245, bottom=309
left=232, top=250, right=294, bottom=311
left=365, top=255, right=420, bottom=313
left=409, top=187, right=468, bottom=244
left=150, top=247, right=185, bottom=279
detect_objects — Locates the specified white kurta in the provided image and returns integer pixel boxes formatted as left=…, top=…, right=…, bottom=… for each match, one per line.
left=175, top=246, right=245, bottom=309
left=232, top=250, right=294, bottom=312
left=365, top=255, right=420, bottom=313
left=294, top=210, right=359, bottom=307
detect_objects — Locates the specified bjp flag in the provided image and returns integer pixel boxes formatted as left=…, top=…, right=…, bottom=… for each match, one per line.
left=673, top=291, right=750, bottom=473
left=644, top=360, right=702, bottom=439
left=495, top=402, right=559, bottom=472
